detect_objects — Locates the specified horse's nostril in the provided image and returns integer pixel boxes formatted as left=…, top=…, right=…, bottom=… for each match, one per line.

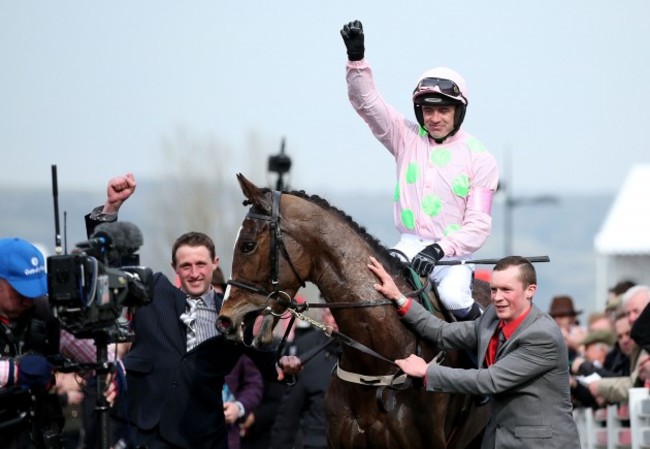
left=216, top=317, right=233, bottom=334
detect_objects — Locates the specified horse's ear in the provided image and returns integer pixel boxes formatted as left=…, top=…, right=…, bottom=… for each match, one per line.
left=236, top=173, right=272, bottom=212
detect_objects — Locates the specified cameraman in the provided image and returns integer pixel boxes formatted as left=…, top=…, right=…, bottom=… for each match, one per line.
left=86, top=174, right=301, bottom=449
left=0, top=237, right=118, bottom=449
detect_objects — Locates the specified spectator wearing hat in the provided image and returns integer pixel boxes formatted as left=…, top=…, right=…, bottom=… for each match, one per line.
left=571, top=311, right=635, bottom=408
left=572, top=331, right=617, bottom=377
left=0, top=237, right=119, bottom=449
left=570, top=330, right=618, bottom=408
left=549, top=295, right=587, bottom=363
left=589, top=285, right=650, bottom=404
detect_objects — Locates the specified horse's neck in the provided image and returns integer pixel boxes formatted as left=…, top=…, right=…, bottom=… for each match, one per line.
left=313, top=254, right=419, bottom=374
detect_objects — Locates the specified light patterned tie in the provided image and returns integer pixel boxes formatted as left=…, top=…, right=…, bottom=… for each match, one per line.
left=180, top=297, right=200, bottom=351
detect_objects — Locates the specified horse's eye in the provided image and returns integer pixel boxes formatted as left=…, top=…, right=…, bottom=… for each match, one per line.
left=241, top=241, right=256, bottom=254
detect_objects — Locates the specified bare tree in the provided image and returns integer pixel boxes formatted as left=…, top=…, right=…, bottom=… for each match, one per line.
left=148, top=126, right=267, bottom=280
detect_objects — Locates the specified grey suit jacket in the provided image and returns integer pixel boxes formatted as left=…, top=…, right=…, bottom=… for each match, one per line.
left=402, top=301, right=580, bottom=449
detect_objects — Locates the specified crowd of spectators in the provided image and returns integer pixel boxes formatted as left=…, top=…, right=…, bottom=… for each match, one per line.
left=559, top=281, right=650, bottom=414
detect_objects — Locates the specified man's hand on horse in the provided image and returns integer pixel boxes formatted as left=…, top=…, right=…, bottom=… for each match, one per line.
left=276, top=355, right=302, bottom=381
left=368, top=256, right=402, bottom=301
left=412, top=243, right=445, bottom=277
left=394, top=354, right=428, bottom=378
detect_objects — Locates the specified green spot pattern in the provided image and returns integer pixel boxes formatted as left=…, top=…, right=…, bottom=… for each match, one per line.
left=418, top=126, right=428, bottom=137
left=444, top=224, right=461, bottom=236
left=466, top=137, right=486, bottom=153
left=405, top=163, right=419, bottom=184
left=422, top=194, right=443, bottom=217
left=401, top=209, right=415, bottom=230
left=393, top=183, right=400, bottom=202
left=430, top=148, right=451, bottom=167
left=452, top=174, right=470, bottom=197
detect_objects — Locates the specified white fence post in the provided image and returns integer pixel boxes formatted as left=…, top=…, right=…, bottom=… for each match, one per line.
left=629, top=387, right=650, bottom=449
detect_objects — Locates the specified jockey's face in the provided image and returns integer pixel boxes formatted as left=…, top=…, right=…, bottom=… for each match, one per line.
left=490, top=266, right=535, bottom=323
left=422, top=105, right=455, bottom=140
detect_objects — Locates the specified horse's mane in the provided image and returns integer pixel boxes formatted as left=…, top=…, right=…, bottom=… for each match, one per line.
left=245, top=187, right=405, bottom=275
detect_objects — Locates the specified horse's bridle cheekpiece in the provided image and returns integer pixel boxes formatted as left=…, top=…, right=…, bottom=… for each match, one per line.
left=227, top=190, right=306, bottom=316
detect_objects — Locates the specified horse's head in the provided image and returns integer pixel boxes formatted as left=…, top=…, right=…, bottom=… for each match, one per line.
left=216, top=174, right=309, bottom=347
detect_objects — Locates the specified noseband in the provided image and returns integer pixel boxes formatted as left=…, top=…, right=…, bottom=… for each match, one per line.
left=227, top=190, right=306, bottom=315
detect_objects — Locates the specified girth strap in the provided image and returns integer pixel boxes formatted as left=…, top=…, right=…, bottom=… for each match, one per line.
left=336, top=363, right=408, bottom=386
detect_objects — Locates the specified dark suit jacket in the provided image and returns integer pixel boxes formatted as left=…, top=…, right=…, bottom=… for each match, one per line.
left=270, top=331, right=338, bottom=449
left=631, top=302, right=650, bottom=353
left=240, top=382, right=287, bottom=449
left=403, top=301, right=581, bottom=449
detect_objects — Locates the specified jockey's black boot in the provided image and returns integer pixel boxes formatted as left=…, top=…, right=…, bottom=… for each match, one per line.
left=454, top=302, right=483, bottom=321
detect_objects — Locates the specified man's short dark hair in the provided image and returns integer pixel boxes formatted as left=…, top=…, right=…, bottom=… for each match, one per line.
left=171, top=232, right=216, bottom=266
left=493, top=255, right=537, bottom=287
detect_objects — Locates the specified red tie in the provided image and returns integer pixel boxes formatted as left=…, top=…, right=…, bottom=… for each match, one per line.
left=485, top=322, right=505, bottom=367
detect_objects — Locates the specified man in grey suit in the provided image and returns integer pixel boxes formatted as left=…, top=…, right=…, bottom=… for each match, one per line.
left=368, top=255, right=580, bottom=449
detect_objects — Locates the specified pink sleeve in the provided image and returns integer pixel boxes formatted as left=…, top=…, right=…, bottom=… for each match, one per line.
left=346, top=60, right=415, bottom=157
left=438, top=152, right=499, bottom=257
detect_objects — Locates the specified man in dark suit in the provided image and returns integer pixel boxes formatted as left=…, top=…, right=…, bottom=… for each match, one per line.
left=270, top=309, right=339, bottom=449
left=368, top=255, right=580, bottom=449
left=86, top=174, right=300, bottom=449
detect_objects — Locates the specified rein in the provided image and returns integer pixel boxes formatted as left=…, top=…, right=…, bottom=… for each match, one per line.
left=285, top=307, right=397, bottom=367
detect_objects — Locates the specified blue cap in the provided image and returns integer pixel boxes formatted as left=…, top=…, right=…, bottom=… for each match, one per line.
left=0, top=238, right=47, bottom=298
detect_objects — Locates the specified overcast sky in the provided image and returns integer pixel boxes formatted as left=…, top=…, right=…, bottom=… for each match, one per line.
left=2, top=1, right=649, bottom=198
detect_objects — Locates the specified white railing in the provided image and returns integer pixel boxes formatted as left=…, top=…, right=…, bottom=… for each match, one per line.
left=574, top=388, right=650, bottom=449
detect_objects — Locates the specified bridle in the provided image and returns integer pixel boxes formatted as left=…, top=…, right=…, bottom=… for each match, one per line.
left=227, top=190, right=307, bottom=315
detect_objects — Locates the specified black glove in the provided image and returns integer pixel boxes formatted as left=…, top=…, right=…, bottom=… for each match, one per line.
left=412, top=243, right=444, bottom=277
left=17, top=354, right=55, bottom=391
left=340, top=20, right=365, bottom=61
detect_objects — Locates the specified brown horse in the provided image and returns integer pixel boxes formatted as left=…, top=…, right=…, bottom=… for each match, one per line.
left=217, top=174, right=491, bottom=449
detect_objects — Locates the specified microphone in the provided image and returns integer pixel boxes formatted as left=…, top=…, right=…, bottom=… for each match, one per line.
left=93, top=222, right=143, bottom=257
left=75, top=222, right=143, bottom=261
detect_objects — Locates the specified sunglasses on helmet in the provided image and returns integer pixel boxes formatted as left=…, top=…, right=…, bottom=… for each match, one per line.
left=414, top=77, right=462, bottom=98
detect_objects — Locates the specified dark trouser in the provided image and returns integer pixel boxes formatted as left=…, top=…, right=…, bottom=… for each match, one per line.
left=131, top=426, right=180, bottom=449
left=131, top=425, right=227, bottom=449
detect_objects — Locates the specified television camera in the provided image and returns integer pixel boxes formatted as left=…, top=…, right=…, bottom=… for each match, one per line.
left=46, top=221, right=153, bottom=341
